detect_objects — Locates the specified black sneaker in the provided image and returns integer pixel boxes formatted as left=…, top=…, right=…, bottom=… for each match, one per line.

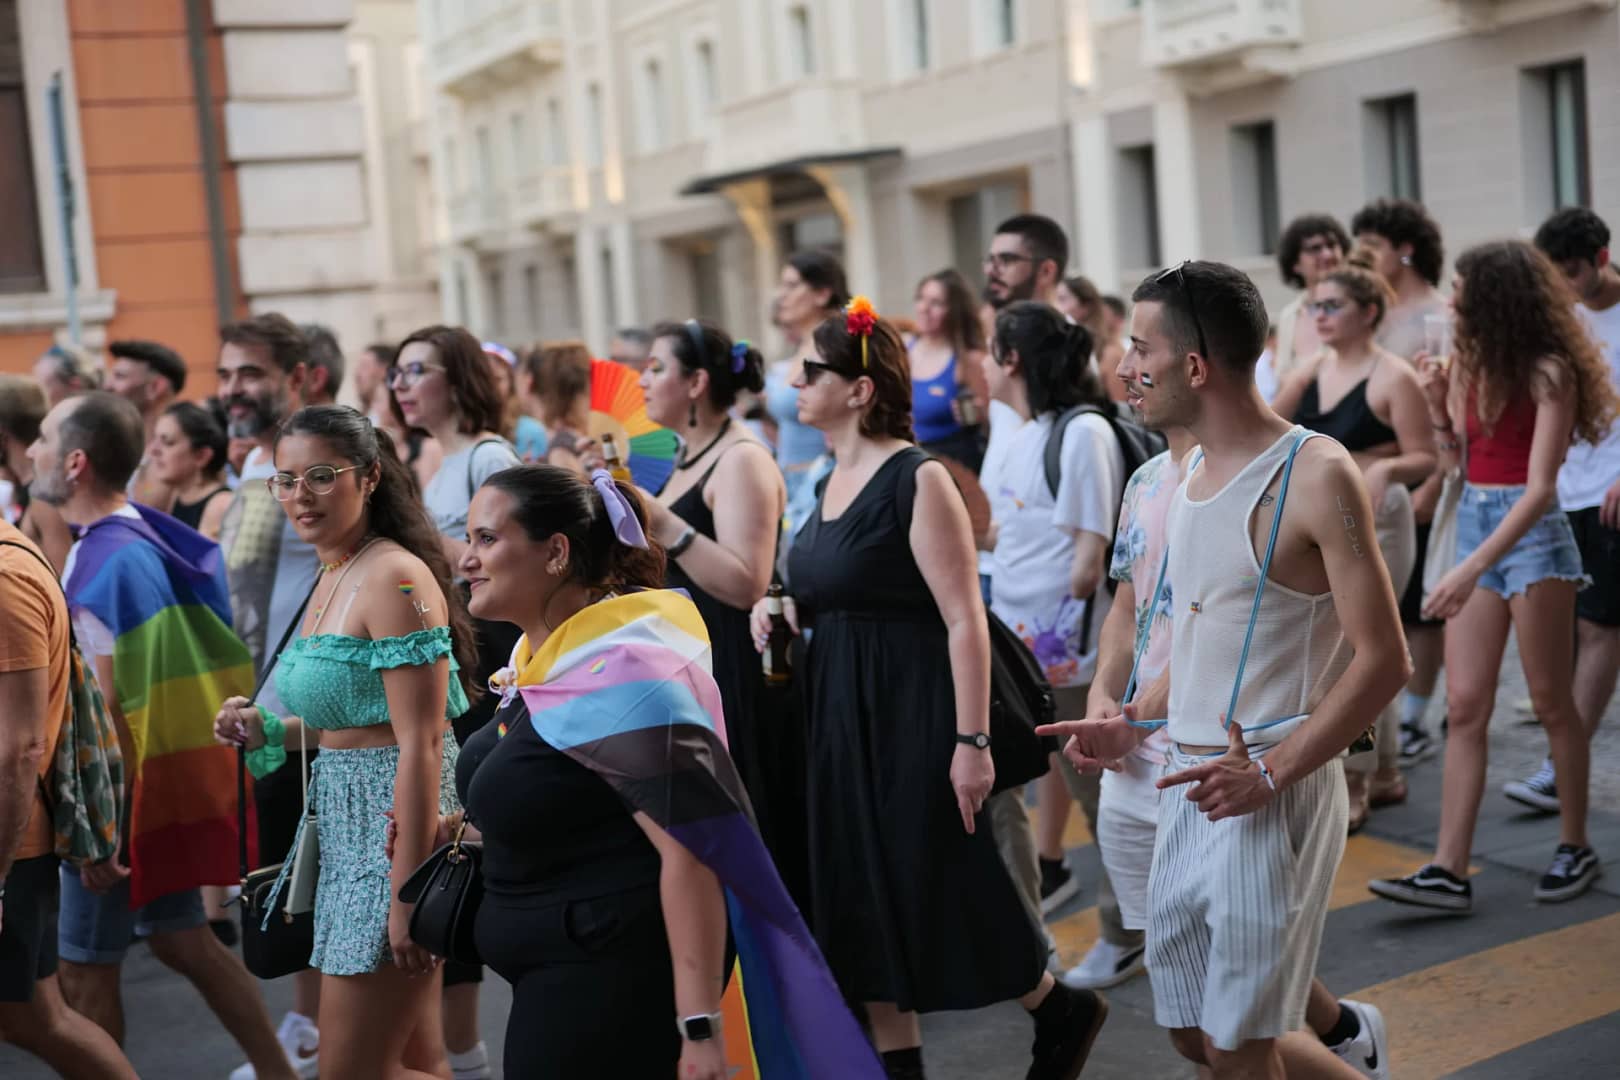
left=1503, top=760, right=1560, bottom=814
left=1397, top=723, right=1434, bottom=766
left=1534, top=844, right=1601, bottom=902
left=1039, top=857, right=1080, bottom=916
left=1027, top=984, right=1108, bottom=1080
left=1368, top=864, right=1472, bottom=912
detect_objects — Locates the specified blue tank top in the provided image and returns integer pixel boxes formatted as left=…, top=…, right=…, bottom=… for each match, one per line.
left=765, top=368, right=826, bottom=469
left=912, top=352, right=963, bottom=445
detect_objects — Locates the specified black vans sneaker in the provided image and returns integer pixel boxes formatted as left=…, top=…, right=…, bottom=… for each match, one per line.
left=1368, top=864, right=1472, bottom=912
left=1504, top=759, right=1560, bottom=814
left=1534, top=844, right=1601, bottom=902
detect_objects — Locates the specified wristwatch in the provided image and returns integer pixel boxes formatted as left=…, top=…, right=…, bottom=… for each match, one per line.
left=677, top=1011, right=724, bottom=1042
left=955, top=731, right=992, bottom=750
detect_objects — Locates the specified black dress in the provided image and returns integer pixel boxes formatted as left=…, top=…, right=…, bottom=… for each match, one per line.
left=787, top=447, right=1045, bottom=1013
left=458, top=696, right=677, bottom=1077
left=665, top=449, right=811, bottom=913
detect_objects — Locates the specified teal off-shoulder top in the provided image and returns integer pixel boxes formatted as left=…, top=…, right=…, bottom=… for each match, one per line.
left=274, top=626, right=469, bottom=731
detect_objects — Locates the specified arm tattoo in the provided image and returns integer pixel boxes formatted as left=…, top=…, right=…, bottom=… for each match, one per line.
left=1336, top=497, right=1365, bottom=558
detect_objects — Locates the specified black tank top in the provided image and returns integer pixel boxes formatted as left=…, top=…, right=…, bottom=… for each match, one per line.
left=171, top=486, right=230, bottom=532
left=1295, top=378, right=1396, bottom=452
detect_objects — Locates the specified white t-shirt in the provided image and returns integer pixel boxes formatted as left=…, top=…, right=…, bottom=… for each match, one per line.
left=985, top=410, right=1125, bottom=688
left=1558, top=301, right=1620, bottom=511
left=977, top=400, right=1020, bottom=580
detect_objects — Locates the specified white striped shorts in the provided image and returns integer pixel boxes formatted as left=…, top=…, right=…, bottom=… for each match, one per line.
left=1146, top=746, right=1347, bottom=1050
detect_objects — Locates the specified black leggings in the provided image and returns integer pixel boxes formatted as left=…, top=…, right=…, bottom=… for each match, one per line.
left=477, top=883, right=678, bottom=1077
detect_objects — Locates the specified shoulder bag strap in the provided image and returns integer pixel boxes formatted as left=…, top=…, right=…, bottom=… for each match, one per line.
left=1221, top=430, right=1315, bottom=734
left=237, top=581, right=316, bottom=880
left=464, top=437, right=511, bottom=502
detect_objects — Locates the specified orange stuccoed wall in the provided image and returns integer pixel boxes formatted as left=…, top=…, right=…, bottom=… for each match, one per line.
left=0, top=0, right=244, bottom=389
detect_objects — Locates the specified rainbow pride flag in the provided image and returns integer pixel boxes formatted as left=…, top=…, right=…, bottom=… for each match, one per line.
left=514, top=590, right=882, bottom=1078
left=64, top=504, right=254, bottom=907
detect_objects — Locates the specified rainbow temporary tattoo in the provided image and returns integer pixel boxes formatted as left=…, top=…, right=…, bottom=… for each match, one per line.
left=397, top=580, right=415, bottom=595
left=589, top=658, right=608, bottom=674
left=497, top=721, right=508, bottom=739
left=398, top=579, right=431, bottom=626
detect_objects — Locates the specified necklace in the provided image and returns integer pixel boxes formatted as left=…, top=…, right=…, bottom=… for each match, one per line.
left=320, top=535, right=372, bottom=574
left=676, top=417, right=733, bottom=471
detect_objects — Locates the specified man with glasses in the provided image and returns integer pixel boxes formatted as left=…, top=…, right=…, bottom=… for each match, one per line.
left=214, top=315, right=323, bottom=1080
left=984, top=214, right=1071, bottom=310
left=1045, top=260, right=1409, bottom=1078
left=26, top=391, right=295, bottom=1079
left=1270, top=215, right=1351, bottom=387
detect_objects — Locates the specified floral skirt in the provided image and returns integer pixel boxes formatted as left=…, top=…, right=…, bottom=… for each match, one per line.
left=267, top=732, right=461, bottom=976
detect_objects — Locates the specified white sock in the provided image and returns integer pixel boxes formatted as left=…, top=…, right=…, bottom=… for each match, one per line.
left=1401, top=692, right=1430, bottom=729
left=448, top=1041, right=491, bottom=1080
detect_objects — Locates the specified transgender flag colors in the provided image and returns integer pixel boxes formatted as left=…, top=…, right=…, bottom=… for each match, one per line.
left=513, top=590, right=882, bottom=1079
left=63, top=504, right=254, bottom=908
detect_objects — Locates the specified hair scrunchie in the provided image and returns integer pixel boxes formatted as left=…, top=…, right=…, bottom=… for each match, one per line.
left=590, top=469, right=649, bottom=549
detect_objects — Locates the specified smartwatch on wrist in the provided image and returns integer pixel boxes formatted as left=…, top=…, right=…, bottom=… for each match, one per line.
left=955, top=731, right=991, bottom=750
left=667, top=526, right=698, bottom=557
left=677, top=1011, right=724, bottom=1042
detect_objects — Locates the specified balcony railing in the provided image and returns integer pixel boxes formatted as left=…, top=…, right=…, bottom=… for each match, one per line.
left=701, top=78, right=868, bottom=178
left=1141, top=0, right=1302, bottom=69
left=430, top=1, right=562, bottom=96
left=513, top=166, right=574, bottom=225
left=447, top=189, right=510, bottom=245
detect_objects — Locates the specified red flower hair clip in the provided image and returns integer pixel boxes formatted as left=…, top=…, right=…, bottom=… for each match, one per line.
left=845, top=296, right=877, bottom=369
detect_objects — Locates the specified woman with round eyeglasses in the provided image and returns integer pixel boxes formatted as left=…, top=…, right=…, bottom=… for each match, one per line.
left=213, top=405, right=481, bottom=1078
left=1270, top=266, right=1436, bottom=831
left=386, top=325, right=520, bottom=1076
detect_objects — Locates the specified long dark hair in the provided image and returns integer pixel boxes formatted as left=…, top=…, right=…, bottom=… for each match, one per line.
left=162, top=400, right=228, bottom=481
left=993, top=301, right=1105, bottom=417
left=482, top=465, right=666, bottom=594
left=787, top=250, right=851, bottom=311
left=917, top=269, right=986, bottom=355
left=388, top=325, right=505, bottom=436
left=1454, top=240, right=1617, bottom=445
left=275, top=405, right=481, bottom=699
left=651, top=319, right=766, bottom=411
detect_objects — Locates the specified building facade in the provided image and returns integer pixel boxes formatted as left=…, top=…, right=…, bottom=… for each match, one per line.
left=423, top=0, right=1617, bottom=353
left=0, top=0, right=436, bottom=391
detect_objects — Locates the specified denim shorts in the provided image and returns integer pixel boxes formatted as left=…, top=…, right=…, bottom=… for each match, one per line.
left=57, top=870, right=206, bottom=965
left=1456, top=484, right=1588, bottom=600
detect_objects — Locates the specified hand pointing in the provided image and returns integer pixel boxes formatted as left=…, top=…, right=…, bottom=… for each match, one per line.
left=1156, top=719, right=1278, bottom=821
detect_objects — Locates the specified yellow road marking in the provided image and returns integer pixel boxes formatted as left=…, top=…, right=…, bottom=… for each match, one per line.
left=1348, top=911, right=1620, bottom=1080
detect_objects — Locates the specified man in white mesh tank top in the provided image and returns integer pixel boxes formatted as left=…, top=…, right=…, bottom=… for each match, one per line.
left=1040, top=261, right=1411, bottom=1079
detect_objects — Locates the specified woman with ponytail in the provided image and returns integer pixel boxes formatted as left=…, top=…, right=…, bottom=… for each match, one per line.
left=979, top=301, right=1137, bottom=990
left=213, top=405, right=478, bottom=1078
left=754, top=301, right=1107, bottom=1079
left=634, top=319, right=807, bottom=899
left=431, top=464, right=877, bottom=1078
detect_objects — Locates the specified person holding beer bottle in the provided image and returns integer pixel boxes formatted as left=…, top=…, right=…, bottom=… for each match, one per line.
left=624, top=319, right=810, bottom=906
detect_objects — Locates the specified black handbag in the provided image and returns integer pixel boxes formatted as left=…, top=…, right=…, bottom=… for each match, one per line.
left=985, top=609, right=1058, bottom=795
left=398, top=816, right=484, bottom=964
left=237, top=588, right=317, bottom=980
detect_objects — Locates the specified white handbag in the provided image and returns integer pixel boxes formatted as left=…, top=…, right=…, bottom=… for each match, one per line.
left=283, top=716, right=318, bottom=917
left=1422, top=416, right=1466, bottom=602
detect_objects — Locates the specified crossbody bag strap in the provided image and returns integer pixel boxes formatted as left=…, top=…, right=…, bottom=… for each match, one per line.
left=1221, top=430, right=1315, bottom=734
left=237, top=582, right=316, bottom=880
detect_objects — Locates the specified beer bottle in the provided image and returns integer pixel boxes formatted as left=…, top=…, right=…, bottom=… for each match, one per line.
left=763, top=584, right=792, bottom=686
left=600, top=434, right=632, bottom=484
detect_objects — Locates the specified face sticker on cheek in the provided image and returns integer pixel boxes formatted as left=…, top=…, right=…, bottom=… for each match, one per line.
left=1139, top=372, right=1156, bottom=388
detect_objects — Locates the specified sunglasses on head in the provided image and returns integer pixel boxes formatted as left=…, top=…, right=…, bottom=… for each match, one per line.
left=1154, top=261, right=1211, bottom=361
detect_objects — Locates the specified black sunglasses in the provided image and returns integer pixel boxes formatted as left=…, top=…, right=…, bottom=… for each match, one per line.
left=1155, top=261, right=1211, bottom=361
left=802, top=359, right=842, bottom=383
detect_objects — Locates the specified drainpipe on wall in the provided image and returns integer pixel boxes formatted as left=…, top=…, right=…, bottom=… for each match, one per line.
left=184, top=0, right=235, bottom=328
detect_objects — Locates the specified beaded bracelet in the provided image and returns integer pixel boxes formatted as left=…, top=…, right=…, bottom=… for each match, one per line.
left=245, top=705, right=288, bottom=780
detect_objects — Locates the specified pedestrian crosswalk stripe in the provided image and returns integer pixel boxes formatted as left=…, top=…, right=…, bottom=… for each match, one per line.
left=1347, top=911, right=1620, bottom=1080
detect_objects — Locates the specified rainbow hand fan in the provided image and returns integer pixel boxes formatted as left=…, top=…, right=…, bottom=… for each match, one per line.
left=587, top=358, right=679, bottom=494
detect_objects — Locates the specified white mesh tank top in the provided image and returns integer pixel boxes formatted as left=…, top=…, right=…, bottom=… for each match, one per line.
left=1165, top=427, right=1351, bottom=747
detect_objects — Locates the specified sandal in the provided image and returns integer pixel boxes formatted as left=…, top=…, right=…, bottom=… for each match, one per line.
left=1369, top=769, right=1408, bottom=808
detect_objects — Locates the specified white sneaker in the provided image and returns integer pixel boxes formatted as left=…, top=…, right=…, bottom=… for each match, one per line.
left=1059, top=938, right=1146, bottom=990
left=1328, top=999, right=1389, bottom=1080
left=228, top=1012, right=319, bottom=1080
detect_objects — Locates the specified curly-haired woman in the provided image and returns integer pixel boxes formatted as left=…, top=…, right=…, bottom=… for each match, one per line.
left=1370, top=240, right=1619, bottom=912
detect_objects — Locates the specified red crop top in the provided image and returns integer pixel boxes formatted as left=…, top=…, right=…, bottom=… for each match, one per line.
left=1464, top=390, right=1537, bottom=485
